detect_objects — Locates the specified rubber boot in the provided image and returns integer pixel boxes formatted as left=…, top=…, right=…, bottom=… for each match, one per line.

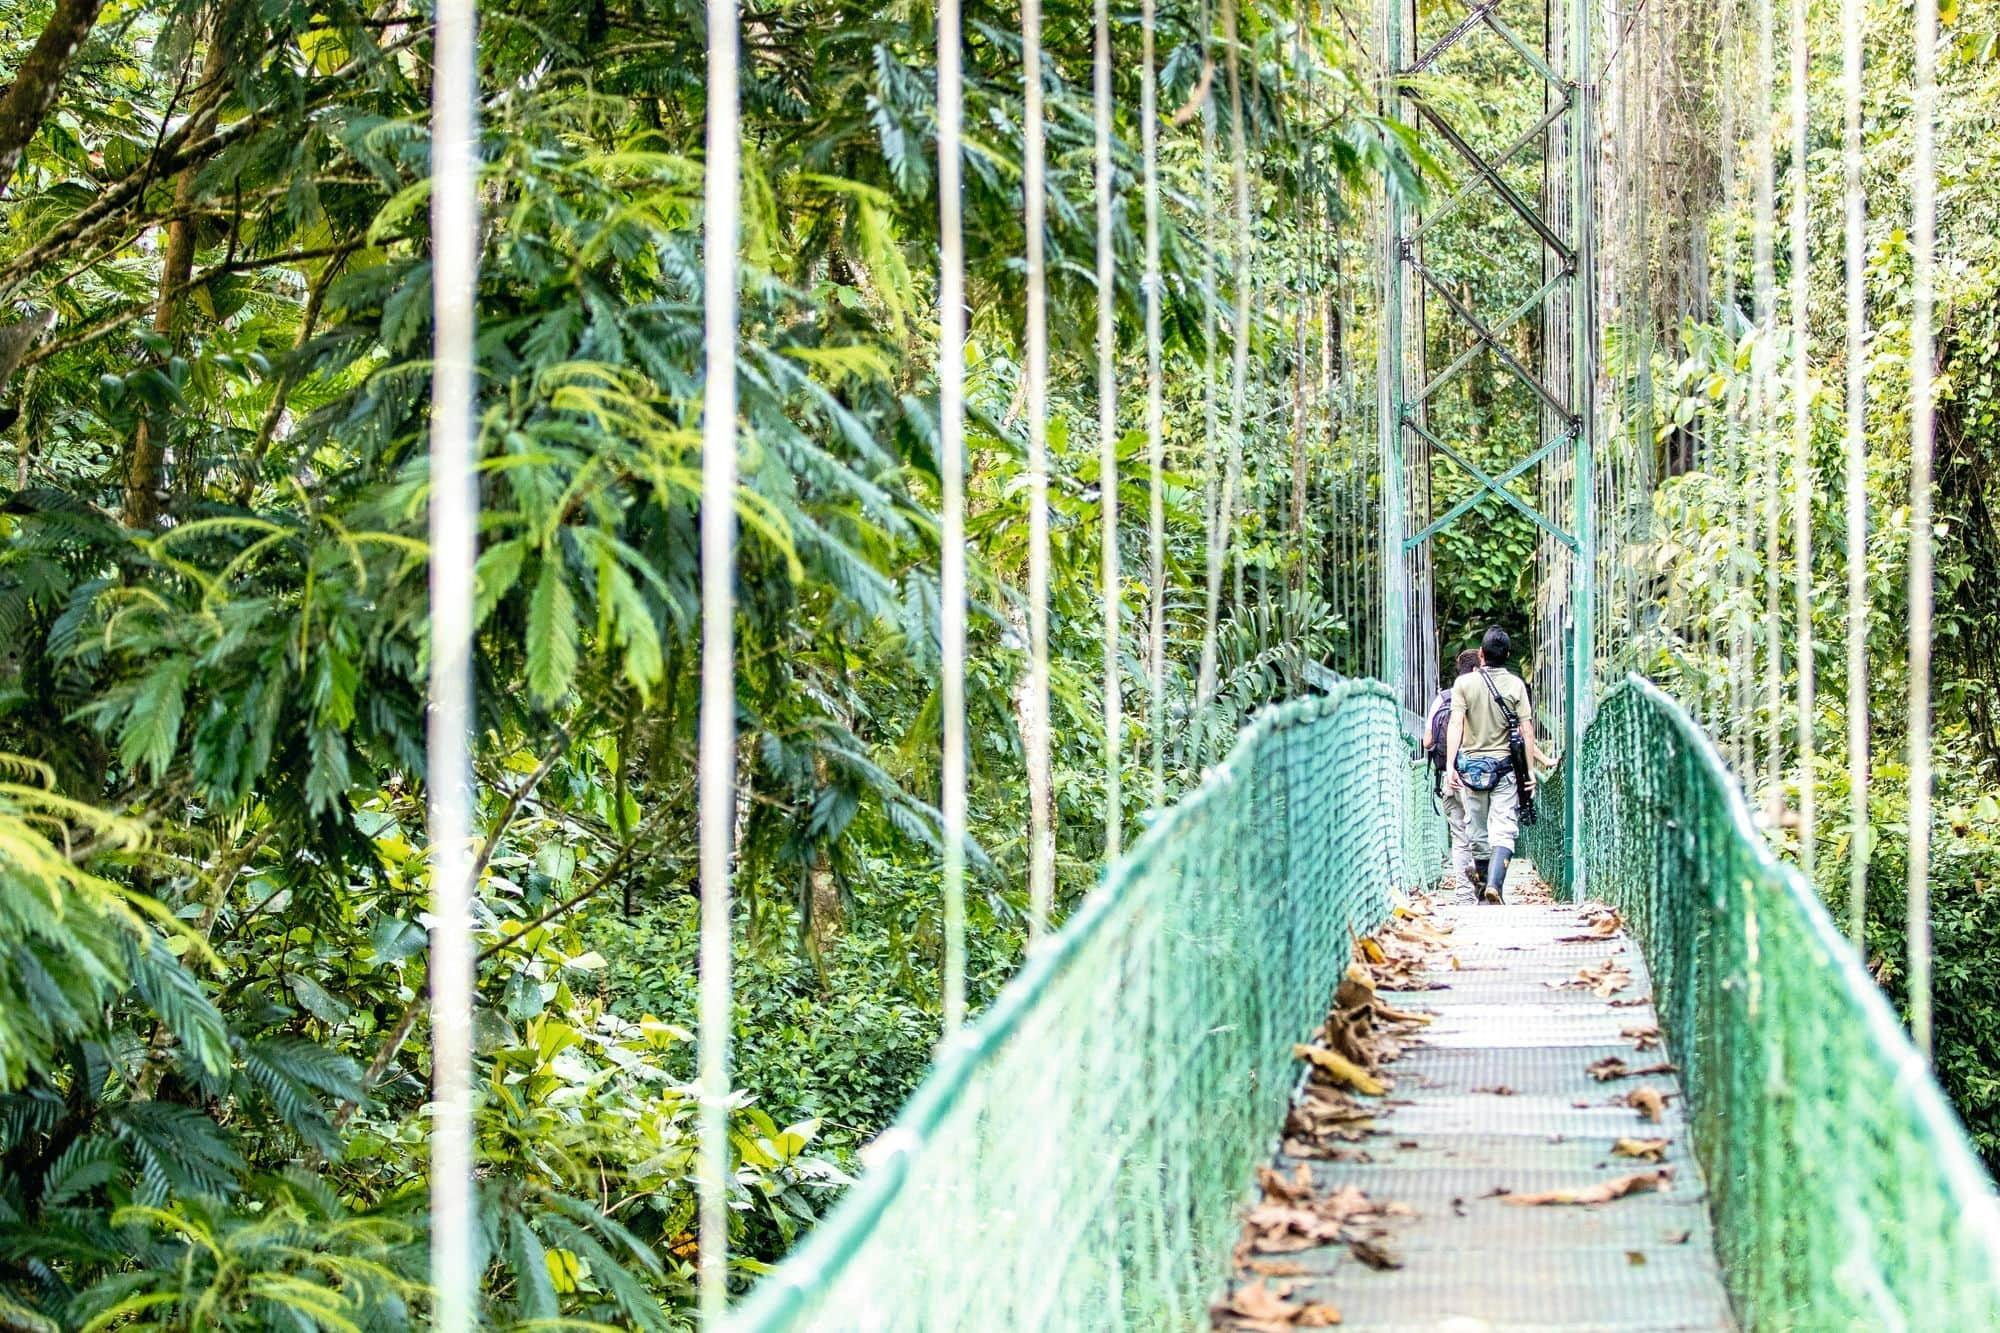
left=1485, top=848, right=1512, bottom=904
left=1472, top=858, right=1490, bottom=896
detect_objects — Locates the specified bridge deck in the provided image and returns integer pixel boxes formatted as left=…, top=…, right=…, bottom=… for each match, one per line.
left=1222, top=877, right=1735, bottom=1331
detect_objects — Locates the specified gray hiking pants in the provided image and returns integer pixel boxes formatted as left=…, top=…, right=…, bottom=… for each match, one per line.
left=1461, top=770, right=1520, bottom=861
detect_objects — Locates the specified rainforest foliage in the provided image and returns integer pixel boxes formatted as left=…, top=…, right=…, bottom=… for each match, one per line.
left=0, top=0, right=1412, bottom=1324
left=0, top=0, right=1997, bottom=1325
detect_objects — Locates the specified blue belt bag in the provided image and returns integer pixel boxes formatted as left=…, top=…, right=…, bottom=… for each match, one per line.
left=1456, top=754, right=1511, bottom=792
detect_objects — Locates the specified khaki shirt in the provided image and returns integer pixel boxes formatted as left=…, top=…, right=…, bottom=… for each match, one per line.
left=1450, top=667, right=1530, bottom=757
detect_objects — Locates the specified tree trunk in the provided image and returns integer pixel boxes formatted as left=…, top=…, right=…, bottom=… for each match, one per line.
left=0, top=0, right=104, bottom=198
left=124, top=34, right=224, bottom=527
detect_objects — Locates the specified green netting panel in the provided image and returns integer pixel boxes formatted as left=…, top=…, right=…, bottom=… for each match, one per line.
left=729, top=682, right=1436, bottom=1331
left=1400, top=718, right=1450, bottom=888
left=1570, top=675, right=2000, bottom=1329
left=1518, top=762, right=1570, bottom=895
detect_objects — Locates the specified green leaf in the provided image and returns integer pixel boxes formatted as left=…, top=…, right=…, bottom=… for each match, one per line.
left=527, top=557, right=579, bottom=705
left=119, top=660, right=190, bottom=781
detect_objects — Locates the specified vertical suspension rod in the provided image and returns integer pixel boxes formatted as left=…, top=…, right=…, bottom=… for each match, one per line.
left=1023, top=0, right=1057, bottom=938
left=695, top=0, right=742, bottom=1312
left=1841, top=0, right=1871, bottom=952
left=1094, top=0, right=1121, bottom=860
left=426, top=0, right=480, bottom=1323
left=1907, top=0, right=1937, bottom=1057
left=1788, top=0, right=1816, bottom=882
left=937, top=0, right=968, bottom=1034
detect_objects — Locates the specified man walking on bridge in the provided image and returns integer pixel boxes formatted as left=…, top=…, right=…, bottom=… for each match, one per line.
left=1425, top=648, right=1483, bottom=892
left=1444, top=626, right=1537, bottom=903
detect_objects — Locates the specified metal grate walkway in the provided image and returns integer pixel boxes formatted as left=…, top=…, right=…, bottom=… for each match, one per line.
left=1229, top=875, right=1736, bottom=1331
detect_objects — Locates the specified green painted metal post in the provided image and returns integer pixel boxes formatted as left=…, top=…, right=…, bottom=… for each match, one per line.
left=1564, top=0, right=1596, bottom=898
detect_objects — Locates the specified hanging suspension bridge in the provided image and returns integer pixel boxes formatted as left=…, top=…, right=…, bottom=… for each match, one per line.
left=647, top=0, right=2000, bottom=1323
left=381, top=0, right=1992, bottom=1315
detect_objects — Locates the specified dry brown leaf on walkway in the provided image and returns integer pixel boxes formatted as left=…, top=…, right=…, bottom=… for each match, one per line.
left=1243, top=1204, right=1344, bottom=1251
left=1287, top=1084, right=1374, bottom=1142
left=1621, top=1023, right=1663, bottom=1050
left=1588, top=1057, right=1679, bottom=1082
left=1316, top=1184, right=1377, bottom=1223
left=1500, top=1169, right=1674, bottom=1207
left=1608, top=994, right=1652, bottom=1008
left=1259, top=1163, right=1315, bottom=1205
left=1612, top=1137, right=1670, bottom=1162
left=1295, top=1043, right=1386, bottom=1096
left=1558, top=908, right=1624, bottom=942
left=1346, top=1234, right=1401, bottom=1270
left=1473, top=1084, right=1517, bottom=1095
left=1548, top=957, right=1632, bottom=996
left=1621, top=1086, right=1670, bottom=1122
left=1213, top=1278, right=1342, bottom=1330
left=1369, top=1000, right=1435, bottom=1027
left=1244, top=1259, right=1310, bottom=1278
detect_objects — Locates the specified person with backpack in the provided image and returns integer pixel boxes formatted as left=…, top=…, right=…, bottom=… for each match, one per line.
left=1443, top=626, right=1540, bottom=903
left=1425, top=649, right=1483, bottom=891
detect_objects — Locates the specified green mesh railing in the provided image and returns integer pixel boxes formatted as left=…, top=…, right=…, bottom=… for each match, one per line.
left=1549, top=675, right=2000, bottom=1328
left=729, top=682, right=1441, bottom=1330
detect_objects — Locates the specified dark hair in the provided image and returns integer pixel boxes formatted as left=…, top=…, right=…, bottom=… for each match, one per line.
left=1453, top=649, right=1480, bottom=679
left=1481, top=625, right=1512, bottom=667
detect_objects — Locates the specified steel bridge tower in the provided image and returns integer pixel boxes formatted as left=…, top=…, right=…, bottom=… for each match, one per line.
left=1376, top=0, right=1598, bottom=884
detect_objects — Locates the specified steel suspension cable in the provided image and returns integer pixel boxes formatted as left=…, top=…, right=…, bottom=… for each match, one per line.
left=1712, top=0, right=1740, bottom=758
left=1192, top=0, right=1222, bottom=769
left=1142, top=0, right=1167, bottom=803
left=1094, top=0, right=1121, bottom=860
left=1755, top=0, right=1781, bottom=810
left=1908, top=0, right=1937, bottom=1058
left=1788, top=0, right=1816, bottom=883
left=936, top=0, right=968, bottom=1035
left=1840, top=0, right=1870, bottom=951
left=696, top=0, right=742, bottom=1309
left=426, top=0, right=480, bottom=1321
left=1197, top=0, right=1254, bottom=734
left=1022, top=0, right=1056, bottom=938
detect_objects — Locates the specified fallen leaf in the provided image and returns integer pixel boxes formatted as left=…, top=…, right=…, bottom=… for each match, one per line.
left=1626, top=1250, right=1648, bottom=1266
left=1547, top=957, right=1633, bottom=996
left=1608, top=995, right=1652, bottom=1008
left=1473, top=1084, right=1517, bottom=1095
left=1260, top=1163, right=1315, bottom=1204
left=1346, top=1235, right=1401, bottom=1270
left=1295, top=1305, right=1343, bottom=1328
left=1295, top=1043, right=1386, bottom=1096
left=1358, top=938, right=1386, bottom=964
left=1622, top=1086, right=1669, bottom=1122
left=1395, top=1139, right=1419, bottom=1150
left=1315, top=1185, right=1375, bottom=1223
left=1588, top=1057, right=1679, bottom=1082
left=1216, top=1278, right=1299, bottom=1328
left=1451, top=1196, right=1468, bottom=1217
left=1667, top=1229, right=1692, bottom=1245
left=1621, top=1023, right=1663, bottom=1051
left=1244, top=1259, right=1311, bottom=1278
left=1558, top=908, right=1624, bottom=941
left=1612, top=1137, right=1669, bottom=1162
left=1501, top=1169, right=1673, bottom=1206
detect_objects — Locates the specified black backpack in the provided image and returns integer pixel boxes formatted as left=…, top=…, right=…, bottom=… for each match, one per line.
left=1426, top=691, right=1451, bottom=795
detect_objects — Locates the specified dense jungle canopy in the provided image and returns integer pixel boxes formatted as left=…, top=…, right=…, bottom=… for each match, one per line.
left=0, top=0, right=1995, bottom=1325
